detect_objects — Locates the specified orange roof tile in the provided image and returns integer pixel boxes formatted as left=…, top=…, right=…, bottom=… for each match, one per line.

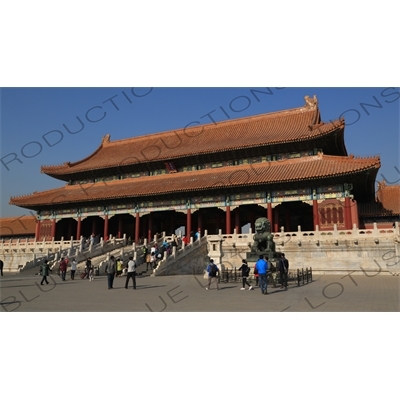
left=11, top=154, right=380, bottom=208
left=377, top=181, right=400, bottom=214
left=41, top=98, right=345, bottom=177
left=0, top=216, right=37, bottom=237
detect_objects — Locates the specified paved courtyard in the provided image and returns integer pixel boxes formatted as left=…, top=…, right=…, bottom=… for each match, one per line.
left=1, top=270, right=399, bottom=312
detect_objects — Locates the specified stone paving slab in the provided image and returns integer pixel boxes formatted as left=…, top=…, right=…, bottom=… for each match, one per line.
left=1, top=272, right=399, bottom=312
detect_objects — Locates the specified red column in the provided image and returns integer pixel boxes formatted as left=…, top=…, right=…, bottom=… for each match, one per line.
left=235, top=208, right=240, bottom=233
left=267, top=203, right=273, bottom=226
left=51, top=219, right=56, bottom=239
left=35, top=220, right=41, bottom=241
left=148, top=213, right=153, bottom=242
left=186, top=209, right=192, bottom=238
left=351, top=199, right=359, bottom=228
left=135, top=212, right=140, bottom=244
left=118, top=215, right=123, bottom=238
left=76, top=217, right=81, bottom=239
left=344, top=197, right=352, bottom=230
left=226, top=206, right=231, bottom=234
left=104, top=215, right=109, bottom=240
left=313, top=200, right=320, bottom=230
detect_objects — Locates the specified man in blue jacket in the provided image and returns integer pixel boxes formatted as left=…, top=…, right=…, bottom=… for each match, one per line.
left=206, top=259, right=219, bottom=291
left=255, top=255, right=269, bottom=295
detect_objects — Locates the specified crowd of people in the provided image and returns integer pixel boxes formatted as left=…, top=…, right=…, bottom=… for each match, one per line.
left=205, top=253, right=290, bottom=294
left=35, top=233, right=289, bottom=294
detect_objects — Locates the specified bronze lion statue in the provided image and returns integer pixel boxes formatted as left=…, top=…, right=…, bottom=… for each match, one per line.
left=251, top=217, right=275, bottom=253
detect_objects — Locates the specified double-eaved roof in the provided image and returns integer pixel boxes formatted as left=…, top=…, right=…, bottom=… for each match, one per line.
left=9, top=96, right=381, bottom=210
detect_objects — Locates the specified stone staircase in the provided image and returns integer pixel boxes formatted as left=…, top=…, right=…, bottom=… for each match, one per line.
left=152, top=235, right=209, bottom=276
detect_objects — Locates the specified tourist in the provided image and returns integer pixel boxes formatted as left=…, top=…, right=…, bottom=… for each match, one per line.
left=150, top=251, right=157, bottom=269
left=59, top=257, right=68, bottom=281
left=205, top=259, right=219, bottom=290
left=171, top=234, right=178, bottom=249
left=90, top=233, right=95, bottom=246
left=145, top=249, right=151, bottom=272
left=279, top=253, right=289, bottom=290
left=116, top=258, right=123, bottom=277
left=255, top=255, right=268, bottom=295
left=125, top=256, right=137, bottom=289
left=85, top=257, right=92, bottom=279
left=0, top=259, right=3, bottom=276
left=182, top=235, right=189, bottom=246
left=253, top=263, right=259, bottom=286
left=70, top=258, right=77, bottom=280
left=238, top=259, right=252, bottom=290
left=89, top=267, right=95, bottom=281
left=40, top=259, right=50, bottom=285
left=105, top=255, right=116, bottom=289
left=142, top=245, right=148, bottom=264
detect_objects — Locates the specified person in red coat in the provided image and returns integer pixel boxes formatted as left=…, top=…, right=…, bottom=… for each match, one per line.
left=59, top=257, right=68, bottom=281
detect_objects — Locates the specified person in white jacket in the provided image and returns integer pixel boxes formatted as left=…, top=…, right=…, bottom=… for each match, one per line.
left=125, top=256, right=137, bottom=290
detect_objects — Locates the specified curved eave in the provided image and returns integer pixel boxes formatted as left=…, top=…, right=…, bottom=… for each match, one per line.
left=10, top=154, right=380, bottom=209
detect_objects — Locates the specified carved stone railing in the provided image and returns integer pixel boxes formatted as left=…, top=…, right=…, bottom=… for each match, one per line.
left=206, top=222, right=400, bottom=247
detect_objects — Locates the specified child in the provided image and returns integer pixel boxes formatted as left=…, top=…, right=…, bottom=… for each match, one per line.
left=254, top=263, right=259, bottom=286
left=89, top=268, right=94, bottom=281
left=238, top=259, right=252, bottom=290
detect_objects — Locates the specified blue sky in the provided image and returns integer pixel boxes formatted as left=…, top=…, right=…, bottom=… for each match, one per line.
left=0, top=87, right=399, bottom=217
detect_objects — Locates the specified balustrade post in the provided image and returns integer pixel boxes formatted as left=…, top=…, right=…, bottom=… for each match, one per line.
left=373, top=222, right=379, bottom=243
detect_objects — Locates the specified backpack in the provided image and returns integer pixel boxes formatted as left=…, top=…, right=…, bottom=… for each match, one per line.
left=210, top=264, right=218, bottom=277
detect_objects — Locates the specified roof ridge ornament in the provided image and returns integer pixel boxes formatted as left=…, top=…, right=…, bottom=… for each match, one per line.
left=304, top=95, right=318, bottom=109
left=102, top=134, right=111, bottom=145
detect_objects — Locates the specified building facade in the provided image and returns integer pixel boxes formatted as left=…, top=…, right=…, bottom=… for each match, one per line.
left=8, top=95, right=397, bottom=243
